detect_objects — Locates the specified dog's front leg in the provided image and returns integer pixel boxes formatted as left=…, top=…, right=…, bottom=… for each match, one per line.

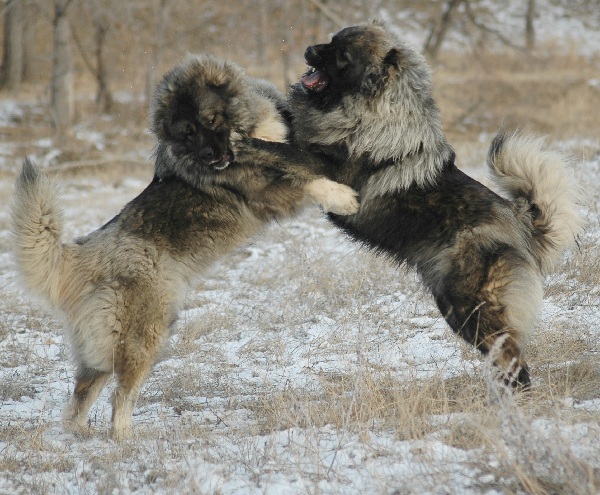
left=231, top=138, right=359, bottom=215
left=231, top=137, right=330, bottom=178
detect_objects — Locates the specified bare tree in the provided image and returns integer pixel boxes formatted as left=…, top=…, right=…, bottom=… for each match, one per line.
left=424, top=0, right=535, bottom=59
left=51, top=0, right=75, bottom=134
left=93, top=14, right=113, bottom=113
left=464, top=1, right=526, bottom=51
left=423, top=0, right=464, bottom=61
left=22, top=0, right=39, bottom=83
left=1, top=0, right=24, bottom=92
left=71, top=0, right=133, bottom=114
left=145, top=0, right=171, bottom=108
left=256, top=0, right=268, bottom=72
left=86, top=2, right=117, bottom=113
left=525, top=0, right=536, bottom=51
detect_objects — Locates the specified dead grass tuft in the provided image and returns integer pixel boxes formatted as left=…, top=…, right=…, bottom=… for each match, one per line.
left=436, top=49, right=600, bottom=142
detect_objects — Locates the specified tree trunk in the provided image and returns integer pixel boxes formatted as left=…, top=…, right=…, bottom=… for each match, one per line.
left=423, top=0, right=464, bottom=61
left=279, top=0, right=292, bottom=87
left=525, top=0, right=536, bottom=51
left=51, top=0, right=75, bottom=134
left=256, top=0, right=267, bottom=73
left=145, top=0, right=170, bottom=108
left=22, top=0, right=38, bottom=83
left=1, top=0, right=24, bottom=92
left=95, top=19, right=113, bottom=113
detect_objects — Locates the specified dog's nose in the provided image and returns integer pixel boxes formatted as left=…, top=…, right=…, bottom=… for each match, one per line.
left=198, top=147, right=216, bottom=163
left=305, top=45, right=323, bottom=61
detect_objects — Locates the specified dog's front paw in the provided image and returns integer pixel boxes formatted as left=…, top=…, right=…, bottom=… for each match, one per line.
left=305, top=178, right=359, bottom=215
left=327, top=183, right=360, bottom=215
left=229, top=131, right=244, bottom=148
left=229, top=133, right=251, bottom=162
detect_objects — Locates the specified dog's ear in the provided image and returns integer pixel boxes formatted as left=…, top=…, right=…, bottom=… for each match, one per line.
left=361, top=48, right=403, bottom=97
left=382, top=48, right=403, bottom=71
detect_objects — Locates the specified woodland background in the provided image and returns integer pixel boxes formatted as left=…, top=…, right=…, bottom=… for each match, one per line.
left=1, top=0, right=600, bottom=139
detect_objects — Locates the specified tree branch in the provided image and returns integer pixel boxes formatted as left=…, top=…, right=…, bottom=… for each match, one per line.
left=69, top=22, right=96, bottom=75
left=464, top=1, right=525, bottom=51
left=306, top=0, right=345, bottom=30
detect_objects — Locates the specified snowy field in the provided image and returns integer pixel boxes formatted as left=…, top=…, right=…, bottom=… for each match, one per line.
left=1, top=131, right=599, bottom=494
left=1, top=4, right=600, bottom=493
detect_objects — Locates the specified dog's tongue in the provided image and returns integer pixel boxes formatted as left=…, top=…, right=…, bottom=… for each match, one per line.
left=301, top=70, right=329, bottom=92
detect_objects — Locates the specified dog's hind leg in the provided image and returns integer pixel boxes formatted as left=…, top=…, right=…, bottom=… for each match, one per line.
left=434, top=254, right=542, bottom=389
left=63, top=367, right=111, bottom=433
left=111, top=382, right=145, bottom=441
left=484, top=261, right=543, bottom=389
left=111, top=352, right=156, bottom=441
left=110, top=313, right=167, bottom=441
left=436, top=294, right=532, bottom=389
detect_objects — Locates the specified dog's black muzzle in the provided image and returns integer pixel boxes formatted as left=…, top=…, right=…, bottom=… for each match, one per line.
left=196, top=131, right=231, bottom=170
left=304, top=44, right=327, bottom=66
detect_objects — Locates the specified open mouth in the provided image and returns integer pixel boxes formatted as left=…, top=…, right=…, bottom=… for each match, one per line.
left=211, top=152, right=231, bottom=170
left=300, top=66, right=329, bottom=93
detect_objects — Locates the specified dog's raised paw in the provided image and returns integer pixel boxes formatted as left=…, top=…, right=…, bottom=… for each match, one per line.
left=306, top=178, right=359, bottom=215
left=328, top=183, right=360, bottom=215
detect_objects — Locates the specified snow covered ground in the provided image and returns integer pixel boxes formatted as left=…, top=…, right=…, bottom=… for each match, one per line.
left=1, top=138, right=599, bottom=494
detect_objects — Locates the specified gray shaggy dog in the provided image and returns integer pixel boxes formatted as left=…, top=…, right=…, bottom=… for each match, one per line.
left=235, top=22, right=583, bottom=388
left=10, top=54, right=358, bottom=440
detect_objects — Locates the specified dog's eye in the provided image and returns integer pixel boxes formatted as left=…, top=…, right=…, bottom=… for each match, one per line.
left=336, top=52, right=351, bottom=71
left=177, top=121, right=195, bottom=137
left=209, top=115, right=217, bottom=127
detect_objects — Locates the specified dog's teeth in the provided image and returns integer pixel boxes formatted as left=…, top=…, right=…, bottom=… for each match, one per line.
left=213, top=161, right=229, bottom=171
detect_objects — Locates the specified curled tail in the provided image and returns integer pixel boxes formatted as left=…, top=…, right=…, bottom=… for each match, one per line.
left=11, top=159, right=65, bottom=306
left=487, top=132, right=583, bottom=275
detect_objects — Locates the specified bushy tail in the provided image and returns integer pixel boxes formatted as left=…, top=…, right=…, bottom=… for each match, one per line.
left=11, top=159, right=65, bottom=306
left=487, top=132, right=583, bottom=275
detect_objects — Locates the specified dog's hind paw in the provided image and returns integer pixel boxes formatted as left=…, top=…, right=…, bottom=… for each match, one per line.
left=110, top=424, right=133, bottom=442
left=499, top=363, right=531, bottom=392
left=63, top=417, right=94, bottom=438
left=305, top=178, right=359, bottom=215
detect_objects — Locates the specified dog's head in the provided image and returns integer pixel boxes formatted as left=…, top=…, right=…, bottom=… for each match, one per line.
left=290, top=22, right=453, bottom=190
left=150, top=55, right=248, bottom=174
left=298, top=22, right=405, bottom=105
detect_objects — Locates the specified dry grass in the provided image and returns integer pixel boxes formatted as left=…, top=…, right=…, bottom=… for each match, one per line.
left=435, top=48, right=600, bottom=143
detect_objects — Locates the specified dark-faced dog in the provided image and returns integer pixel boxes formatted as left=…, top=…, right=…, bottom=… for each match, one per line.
left=10, top=55, right=358, bottom=439
left=234, top=23, right=583, bottom=388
